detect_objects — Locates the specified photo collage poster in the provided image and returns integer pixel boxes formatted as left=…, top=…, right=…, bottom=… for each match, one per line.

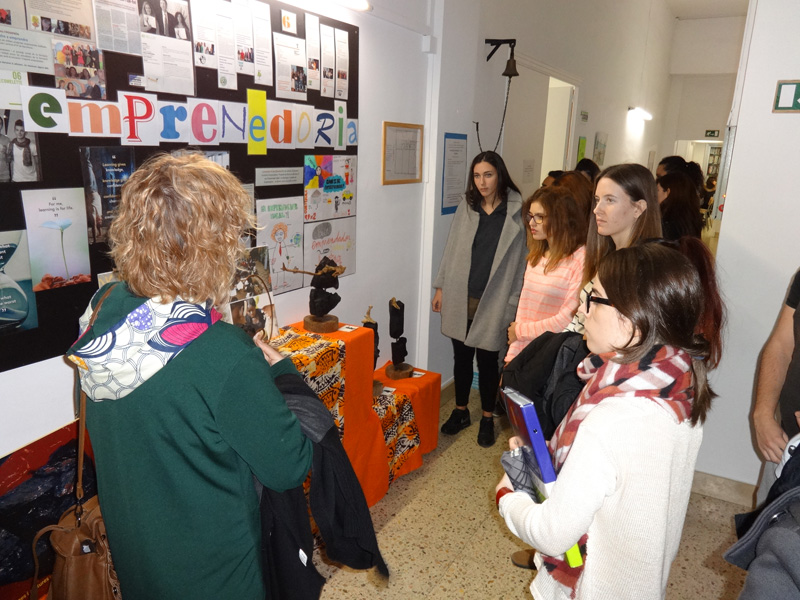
left=223, top=244, right=280, bottom=340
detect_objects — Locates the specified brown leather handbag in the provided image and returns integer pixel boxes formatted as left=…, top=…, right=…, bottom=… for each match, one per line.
left=31, top=285, right=122, bottom=600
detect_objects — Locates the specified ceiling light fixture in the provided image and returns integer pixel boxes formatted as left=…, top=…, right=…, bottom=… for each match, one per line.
left=628, top=106, right=653, bottom=121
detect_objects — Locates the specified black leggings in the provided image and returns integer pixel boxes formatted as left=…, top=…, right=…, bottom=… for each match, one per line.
left=451, top=337, right=499, bottom=414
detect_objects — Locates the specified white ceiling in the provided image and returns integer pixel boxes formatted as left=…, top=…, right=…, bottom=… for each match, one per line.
left=665, top=0, right=749, bottom=20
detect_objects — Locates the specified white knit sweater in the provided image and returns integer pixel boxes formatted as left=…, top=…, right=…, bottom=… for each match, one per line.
left=499, top=396, right=702, bottom=600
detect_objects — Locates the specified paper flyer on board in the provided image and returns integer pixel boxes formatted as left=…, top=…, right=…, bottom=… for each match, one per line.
left=214, top=0, right=236, bottom=89
left=0, top=69, right=25, bottom=109
left=0, top=0, right=24, bottom=29
left=21, top=188, right=92, bottom=291
left=53, top=39, right=106, bottom=99
left=305, top=12, right=320, bottom=91
left=303, top=216, right=355, bottom=287
left=93, top=0, right=142, bottom=55
left=79, top=146, right=135, bottom=244
left=255, top=197, right=303, bottom=294
left=139, top=0, right=194, bottom=95
left=25, top=0, right=96, bottom=41
left=0, top=28, right=54, bottom=74
left=273, top=31, right=306, bottom=101
left=232, top=0, right=254, bottom=75
left=191, top=0, right=217, bottom=68
left=334, top=27, right=348, bottom=100
left=251, top=0, right=272, bottom=86
left=319, top=23, right=334, bottom=98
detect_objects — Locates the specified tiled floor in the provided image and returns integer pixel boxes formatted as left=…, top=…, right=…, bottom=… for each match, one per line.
left=316, top=392, right=749, bottom=599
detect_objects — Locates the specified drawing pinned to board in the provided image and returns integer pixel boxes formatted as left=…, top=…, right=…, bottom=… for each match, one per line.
left=0, top=230, right=38, bottom=334
left=303, top=155, right=356, bottom=222
left=302, top=217, right=355, bottom=287
left=21, top=188, right=91, bottom=291
left=256, top=197, right=303, bottom=294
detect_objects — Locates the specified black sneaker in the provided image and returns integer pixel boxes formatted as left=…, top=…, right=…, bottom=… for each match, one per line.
left=441, top=408, right=471, bottom=435
left=477, top=416, right=495, bottom=447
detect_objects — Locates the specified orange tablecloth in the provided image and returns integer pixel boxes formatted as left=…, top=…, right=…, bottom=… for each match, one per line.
left=375, top=361, right=441, bottom=454
left=284, top=323, right=390, bottom=507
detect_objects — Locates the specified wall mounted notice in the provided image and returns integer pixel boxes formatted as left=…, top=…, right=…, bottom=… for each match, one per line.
left=441, top=132, right=466, bottom=214
left=255, top=167, right=303, bottom=186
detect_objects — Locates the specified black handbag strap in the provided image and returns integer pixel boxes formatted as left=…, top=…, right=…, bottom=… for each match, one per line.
left=30, top=283, right=118, bottom=600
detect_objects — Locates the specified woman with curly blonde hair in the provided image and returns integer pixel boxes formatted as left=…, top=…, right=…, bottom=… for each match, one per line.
left=67, top=153, right=312, bottom=599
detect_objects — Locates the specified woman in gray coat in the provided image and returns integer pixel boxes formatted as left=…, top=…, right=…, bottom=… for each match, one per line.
left=432, top=151, right=526, bottom=447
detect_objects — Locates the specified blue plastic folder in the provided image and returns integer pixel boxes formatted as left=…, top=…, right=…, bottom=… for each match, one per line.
left=501, top=387, right=583, bottom=568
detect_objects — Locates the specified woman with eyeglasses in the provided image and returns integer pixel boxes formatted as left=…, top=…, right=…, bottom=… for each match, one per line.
left=496, top=238, right=725, bottom=599
left=432, top=150, right=526, bottom=447
left=505, top=185, right=588, bottom=364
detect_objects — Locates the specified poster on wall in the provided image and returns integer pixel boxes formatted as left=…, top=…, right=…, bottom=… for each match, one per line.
left=139, top=0, right=194, bottom=95
left=303, top=216, right=355, bottom=287
left=303, top=155, right=356, bottom=222
left=256, top=197, right=303, bottom=294
left=319, top=23, right=334, bottom=98
left=251, top=0, right=272, bottom=86
left=0, top=230, right=38, bottom=334
left=305, top=12, right=320, bottom=91
left=53, top=39, right=106, bottom=99
left=0, top=0, right=25, bottom=29
left=592, top=131, right=607, bottom=167
left=334, top=28, right=348, bottom=100
left=3, top=110, right=42, bottom=182
left=93, top=0, right=142, bottom=55
left=225, top=244, right=280, bottom=338
left=441, top=132, right=467, bottom=215
left=273, top=31, right=306, bottom=101
left=26, top=0, right=96, bottom=41
left=21, top=188, right=92, bottom=291
left=79, top=146, right=135, bottom=244
left=0, top=69, right=25, bottom=109
left=190, top=0, right=216, bottom=68
left=214, top=0, right=236, bottom=89
left=233, top=0, right=254, bottom=76
left=0, top=28, right=54, bottom=75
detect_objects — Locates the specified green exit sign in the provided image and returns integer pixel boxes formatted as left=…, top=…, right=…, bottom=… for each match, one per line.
left=705, top=130, right=720, bottom=137
left=773, top=80, right=800, bottom=112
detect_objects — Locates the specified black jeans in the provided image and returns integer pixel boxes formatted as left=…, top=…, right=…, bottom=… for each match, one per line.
left=451, top=336, right=499, bottom=414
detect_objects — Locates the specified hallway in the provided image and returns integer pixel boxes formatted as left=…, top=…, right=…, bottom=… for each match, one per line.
left=317, top=391, right=748, bottom=599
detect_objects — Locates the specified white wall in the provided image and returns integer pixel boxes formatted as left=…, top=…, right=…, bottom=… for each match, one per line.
left=670, top=17, right=746, bottom=75
left=673, top=74, right=737, bottom=140
left=0, top=1, right=435, bottom=459
left=540, top=84, right=572, bottom=182
left=697, top=0, right=800, bottom=484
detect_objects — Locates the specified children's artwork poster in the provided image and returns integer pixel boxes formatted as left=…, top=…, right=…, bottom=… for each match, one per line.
left=0, top=422, right=96, bottom=600
left=0, top=230, right=38, bottom=334
left=303, top=155, right=356, bottom=222
left=3, top=109, right=42, bottom=182
left=79, top=146, right=135, bottom=244
left=53, top=39, right=106, bottom=99
left=21, top=188, right=92, bottom=290
left=256, top=197, right=303, bottom=294
left=303, top=216, right=355, bottom=287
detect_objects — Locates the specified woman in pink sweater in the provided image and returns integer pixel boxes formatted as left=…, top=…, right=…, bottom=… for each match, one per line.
left=506, top=185, right=588, bottom=363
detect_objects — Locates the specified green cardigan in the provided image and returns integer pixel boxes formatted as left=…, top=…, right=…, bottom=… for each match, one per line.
left=70, top=284, right=312, bottom=599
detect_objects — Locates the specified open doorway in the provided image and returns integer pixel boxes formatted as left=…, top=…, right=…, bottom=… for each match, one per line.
left=503, top=65, right=576, bottom=200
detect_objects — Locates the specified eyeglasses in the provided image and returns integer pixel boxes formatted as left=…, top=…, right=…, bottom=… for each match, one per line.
left=525, top=213, right=545, bottom=224
left=585, top=294, right=614, bottom=313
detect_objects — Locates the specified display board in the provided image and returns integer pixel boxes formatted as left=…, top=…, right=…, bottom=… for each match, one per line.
left=0, top=1, right=359, bottom=373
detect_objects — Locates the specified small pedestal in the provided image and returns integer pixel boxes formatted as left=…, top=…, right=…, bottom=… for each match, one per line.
left=372, top=380, right=385, bottom=397
left=385, top=362, right=413, bottom=380
left=303, top=314, right=339, bottom=333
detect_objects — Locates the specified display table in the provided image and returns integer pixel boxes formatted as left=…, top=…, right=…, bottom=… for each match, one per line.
left=274, top=323, right=390, bottom=507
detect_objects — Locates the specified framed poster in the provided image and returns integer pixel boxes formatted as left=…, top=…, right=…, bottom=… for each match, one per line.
left=381, top=121, right=423, bottom=185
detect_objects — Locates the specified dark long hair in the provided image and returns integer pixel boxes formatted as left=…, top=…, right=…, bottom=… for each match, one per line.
left=466, top=151, right=520, bottom=211
left=597, top=239, right=725, bottom=425
left=658, top=155, right=704, bottom=194
left=584, top=163, right=662, bottom=285
left=657, top=171, right=702, bottom=239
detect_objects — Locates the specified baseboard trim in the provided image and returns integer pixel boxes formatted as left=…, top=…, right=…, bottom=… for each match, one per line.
left=691, top=471, right=755, bottom=509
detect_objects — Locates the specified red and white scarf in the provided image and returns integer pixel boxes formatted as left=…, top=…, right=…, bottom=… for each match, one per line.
left=542, top=345, right=694, bottom=598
